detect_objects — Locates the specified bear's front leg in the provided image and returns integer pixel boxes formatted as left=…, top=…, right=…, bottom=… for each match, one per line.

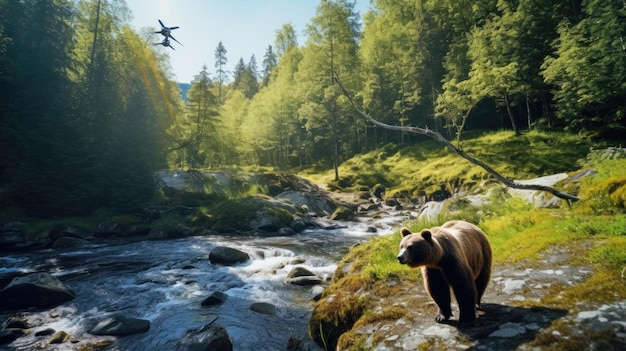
left=423, top=268, right=452, bottom=323
left=447, top=269, right=478, bottom=329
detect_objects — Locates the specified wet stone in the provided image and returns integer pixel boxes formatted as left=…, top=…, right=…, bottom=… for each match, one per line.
left=249, top=302, right=277, bottom=315
left=201, top=291, right=228, bottom=306
left=90, top=315, right=150, bottom=336
left=209, top=246, right=250, bottom=266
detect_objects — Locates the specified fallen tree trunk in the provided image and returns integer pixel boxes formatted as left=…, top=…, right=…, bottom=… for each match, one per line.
left=334, top=73, right=579, bottom=202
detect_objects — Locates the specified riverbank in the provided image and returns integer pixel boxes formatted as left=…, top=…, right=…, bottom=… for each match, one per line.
left=308, top=185, right=626, bottom=350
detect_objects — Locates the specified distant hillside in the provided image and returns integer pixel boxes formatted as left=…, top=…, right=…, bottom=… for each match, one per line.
left=178, top=83, right=190, bottom=101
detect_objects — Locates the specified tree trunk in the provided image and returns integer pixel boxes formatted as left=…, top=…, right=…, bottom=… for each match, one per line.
left=526, top=94, right=532, bottom=131
left=504, top=93, right=520, bottom=135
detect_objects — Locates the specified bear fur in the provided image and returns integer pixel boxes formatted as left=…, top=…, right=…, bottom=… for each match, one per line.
left=397, top=220, right=492, bottom=328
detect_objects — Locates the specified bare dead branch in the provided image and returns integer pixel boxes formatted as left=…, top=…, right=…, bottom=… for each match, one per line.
left=333, top=71, right=579, bottom=202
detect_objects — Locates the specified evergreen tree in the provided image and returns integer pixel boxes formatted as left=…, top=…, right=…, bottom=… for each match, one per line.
left=261, top=45, right=277, bottom=86
left=214, top=41, right=228, bottom=101
left=232, top=57, right=246, bottom=89
left=0, top=0, right=84, bottom=216
left=298, top=0, right=361, bottom=179
left=184, top=64, right=223, bottom=168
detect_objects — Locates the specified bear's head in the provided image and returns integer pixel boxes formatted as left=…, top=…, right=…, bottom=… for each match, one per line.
left=397, top=227, right=440, bottom=268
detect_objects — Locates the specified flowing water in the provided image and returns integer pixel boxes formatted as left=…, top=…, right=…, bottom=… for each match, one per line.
left=1, top=211, right=413, bottom=350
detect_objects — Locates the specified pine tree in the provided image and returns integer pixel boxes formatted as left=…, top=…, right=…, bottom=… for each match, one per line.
left=214, top=41, right=228, bottom=101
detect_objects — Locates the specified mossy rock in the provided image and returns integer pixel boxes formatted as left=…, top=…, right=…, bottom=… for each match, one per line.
left=211, top=195, right=301, bottom=233
left=309, top=291, right=368, bottom=351
left=330, top=206, right=355, bottom=221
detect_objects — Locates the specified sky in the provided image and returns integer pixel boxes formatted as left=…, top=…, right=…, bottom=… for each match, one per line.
left=125, top=0, right=371, bottom=83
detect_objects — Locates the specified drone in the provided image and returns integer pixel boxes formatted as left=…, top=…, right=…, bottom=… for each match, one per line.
left=154, top=36, right=175, bottom=50
left=153, top=19, right=182, bottom=47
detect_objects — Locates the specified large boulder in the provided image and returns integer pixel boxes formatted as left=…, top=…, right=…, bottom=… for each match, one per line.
left=0, top=221, right=26, bottom=247
left=508, top=173, right=569, bottom=208
left=90, top=315, right=150, bottom=336
left=211, top=196, right=303, bottom=234
left=0, top=272, right=75, bottom=311
left=178, top=321, right=233, bottom=351
left=276, top=190, right=337, bottom=216
left=209, top=246, right=250, bottom=266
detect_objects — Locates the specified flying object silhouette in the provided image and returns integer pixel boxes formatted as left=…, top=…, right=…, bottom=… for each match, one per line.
left=154, top=37, right=175, bottom=50
left=153, top=19, right=182, bottom=46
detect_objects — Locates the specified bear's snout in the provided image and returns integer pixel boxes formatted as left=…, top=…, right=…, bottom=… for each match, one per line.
left=397, top=249, right=406, bottom=264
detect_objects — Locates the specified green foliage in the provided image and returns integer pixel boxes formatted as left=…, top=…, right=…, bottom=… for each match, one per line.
left=574, top=155, right=626, bottom=214
left=0, top=0, right=177, bottom=217
left=541, top=0, right=626, bottom=129
left=589, top=237, right=626, bottom=268
left=1, top=0, right=624, bottom=219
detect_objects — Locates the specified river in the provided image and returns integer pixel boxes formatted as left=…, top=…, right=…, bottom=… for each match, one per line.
left=0, top=211, right=412, bottom=350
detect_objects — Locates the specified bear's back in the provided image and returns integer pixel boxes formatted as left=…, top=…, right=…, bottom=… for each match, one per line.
left=439, top=220, right=492, bottom=278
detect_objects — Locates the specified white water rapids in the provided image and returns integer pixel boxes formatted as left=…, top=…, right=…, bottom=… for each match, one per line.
left=1, top=211, right=414, bottom=350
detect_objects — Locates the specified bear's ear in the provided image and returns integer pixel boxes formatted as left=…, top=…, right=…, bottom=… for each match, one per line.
left=400, top=227, right=412, bottom=237
left=421, top=230, right=432, bottom=241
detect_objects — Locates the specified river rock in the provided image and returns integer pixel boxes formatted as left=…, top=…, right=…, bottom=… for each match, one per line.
left=178, top=320, right=233, bottom=351
left=209, top=196, right=302, bottom=233
left=287, top=276, right=323, bottom=286
left=0, top=272, right=75, bottom=311
left=51, top=236, right=91, bottom=249
left=4, top=316, right=30, bottom=329
left=35, top=328, right=56, bottom=336
left=249, top=302, right=277, bottom=315
left=49, top=330, right=71, bottom=344
left=287, top=266, right=316, bottom=278
left=310, top=285, right=325, bottom=301
left=0, top=221, right=26, bottom=246
left=201, top=291, right=228, bottom=306
left=330, top=206, right=355, bottom=220
left=0, top=328, right=25, bottom=345
left=90, top=315, right=150, bottom=336
left=278, top=227, right=296, bottom=236
left=276, top=190, right=337, bottom=216
left=209, top=246, right=250, bottom=265
left=49, top=224, right=85, bottom=241
left=286, top=266, right=323, bottom=286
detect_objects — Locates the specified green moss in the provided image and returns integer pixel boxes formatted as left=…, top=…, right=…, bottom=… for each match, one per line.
left=589, top=237, right=626, bottom=267
left=312, top=130, right=601, bottom=198
left=309, top=291, right=370, bottom=351
left=532, top=325, right=621, bottom=351
left=330, top=206, right=355, bottom=220
left=542, top=269, right=626, bottom=308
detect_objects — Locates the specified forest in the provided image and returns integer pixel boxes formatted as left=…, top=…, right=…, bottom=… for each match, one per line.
left=0, top=0, right=624, bottom=217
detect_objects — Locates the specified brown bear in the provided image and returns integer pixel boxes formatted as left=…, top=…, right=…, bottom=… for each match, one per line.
left=397, top=220, right=492, bottom=328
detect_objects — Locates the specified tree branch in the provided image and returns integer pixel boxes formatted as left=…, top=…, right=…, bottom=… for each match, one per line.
left=333, top=72, right=579, bottom=202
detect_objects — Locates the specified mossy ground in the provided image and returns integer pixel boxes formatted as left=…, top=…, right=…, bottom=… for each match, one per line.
left=303, top=130, right=604, bottom=197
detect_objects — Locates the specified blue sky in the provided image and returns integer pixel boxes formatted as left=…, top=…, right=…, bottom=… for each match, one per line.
left=125, top=0, right=371, bottom=83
